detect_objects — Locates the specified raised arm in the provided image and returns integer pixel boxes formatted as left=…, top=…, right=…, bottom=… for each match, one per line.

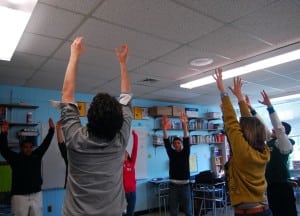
left=245, top=94, right=272, bottom=139
left=180, top=112, right=189, bottom=138
left=228, top=77, right=250, bottom=117
left=115, top=44, right=130, bottom=94
left=56, top=121, right=68, bottom=164
left=130, top=130, right=138, bottom=166
left=161, top=115, right=169, bottom=139
left=0, top=121, right=18, bottom=162
left=56, top=121, right=64, bottom=144
left=62, top=36, right=85, bottom=103
left=34, top=118, right=55, bottom=156
left=259, top=90, right=293, bottom=154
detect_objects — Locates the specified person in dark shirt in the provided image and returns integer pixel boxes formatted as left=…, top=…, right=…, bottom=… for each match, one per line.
left=161, top=113, right=192, bottom=216
left=56, top=120, right=68, bottom=189
left=0, top=118, right=55, bottom=216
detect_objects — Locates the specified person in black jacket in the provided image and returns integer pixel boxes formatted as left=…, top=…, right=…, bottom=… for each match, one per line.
left=0, top=118, right=55, bottom=216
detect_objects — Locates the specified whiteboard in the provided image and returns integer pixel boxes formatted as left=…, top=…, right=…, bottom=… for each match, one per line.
left=126, top=127, right=148, bottom=179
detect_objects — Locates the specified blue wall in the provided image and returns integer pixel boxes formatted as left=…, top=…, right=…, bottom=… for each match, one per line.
left=0, top=85, right=219, bottom=214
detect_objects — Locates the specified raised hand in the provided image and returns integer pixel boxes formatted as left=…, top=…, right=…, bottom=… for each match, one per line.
left=115, top=44, right=129, bottom=64
left=49, top=118, right=55, bottom=129
left=212, top=68, right=225, bottom=93
left=161, top=115, right=170, bottom=130
left=71, top=36, right=85, bottom=57
left=245, top=95, right=253, bottom=110
left=258, top=90, right=272, bottom=107
left=228, top=77, right=243, bottom=102
left=1, top=121, right=9, bottom=133
left=180, top=112, right=188, bottom=125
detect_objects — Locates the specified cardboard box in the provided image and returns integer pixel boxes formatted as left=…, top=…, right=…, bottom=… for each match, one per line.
left=171, top=106, right=185, bottom=117
left=148, top=106, right=172, bottom=116
left=185, top=108, right=199, bottom=118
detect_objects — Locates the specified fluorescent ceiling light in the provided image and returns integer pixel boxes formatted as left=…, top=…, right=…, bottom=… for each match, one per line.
left=0, top=0, right=38, bottom=61
left=270, top=94, right=300, bottom=103
left=180, top=49, right=300, bottom=89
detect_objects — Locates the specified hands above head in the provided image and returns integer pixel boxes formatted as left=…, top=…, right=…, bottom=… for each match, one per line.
left=1, top=121, right=9, bottom=133
left=49, top=118, right=55, bottom=129
left=115, top=44, right=129, bottom=64
left=245, top=95, right=252, bottom=108
left=258, top=90, right=272, bottom=108
left=212, top=68, right=225, bottom=93
left=180, top=112, right=188, bottom=125
left=228, top=77, right=244, bottom=102
left=161, top=115, right=170, bottom=130
left=56, top=121, right=62, bottom=131
left=132, top=130, right=137, bottom=137
left=71, top=36, right=85, bottom=57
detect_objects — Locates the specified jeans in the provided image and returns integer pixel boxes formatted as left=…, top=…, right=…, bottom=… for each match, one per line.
left=124, top=191, right=136, bottom=216
left=169, top=183, right=192, bottom=216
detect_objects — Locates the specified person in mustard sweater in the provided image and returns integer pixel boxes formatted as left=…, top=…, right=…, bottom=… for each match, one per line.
left=213, top=68, right=272, bottom=216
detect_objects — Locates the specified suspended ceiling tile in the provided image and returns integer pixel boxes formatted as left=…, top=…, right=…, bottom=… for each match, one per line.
left=232, top=0, right=300, bottom=45
left=93, top=0, right=223, bottom=43
left=25, top=3, right=85, bottom=39
left=39, top=0, right=104, bottom=14
left=189, top=25, right=272, bottom=60
left=71, top=18, right=179, bottom=59
left=16, top=33, right=63, bottom=57
left=172, top=0, right=277, bottom=23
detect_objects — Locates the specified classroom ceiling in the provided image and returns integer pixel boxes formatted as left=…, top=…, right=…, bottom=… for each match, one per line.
left=1, top=0, right=300, bottom=113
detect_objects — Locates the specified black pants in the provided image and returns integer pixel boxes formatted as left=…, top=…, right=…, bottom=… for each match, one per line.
left=267, top=182, right=297, bottom=216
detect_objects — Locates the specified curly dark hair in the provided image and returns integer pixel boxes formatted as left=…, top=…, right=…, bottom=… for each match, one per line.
left=87, top=93, right=124, bottom=141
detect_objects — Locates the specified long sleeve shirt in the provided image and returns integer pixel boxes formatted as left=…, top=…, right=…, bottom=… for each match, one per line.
left=163, top=137, right=190, bottom=181
left=222, top=96, right=270, bottom=206
left=0, top=128, right=54, bottom=195
left=61, top=93, right=132, bottom=216
left=123, top=132, right=138, bottom=192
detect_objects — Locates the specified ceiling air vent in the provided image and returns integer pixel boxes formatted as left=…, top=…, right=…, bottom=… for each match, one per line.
left=139, top=78, right=159, bottom=83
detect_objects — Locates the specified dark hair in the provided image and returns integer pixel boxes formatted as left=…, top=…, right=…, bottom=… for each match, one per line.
left=172, top=137, right=182, bottom=144
left=20, top=138, right=33, bottom=147
left=87, top=93, right=124, bottom=141
left=282, top=121, right=291, bottom=135
left=239, top=117, right=266, bottom=152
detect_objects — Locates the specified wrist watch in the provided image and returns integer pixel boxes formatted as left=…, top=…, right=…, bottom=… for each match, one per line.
left=220, top=92, right=228, bottom=98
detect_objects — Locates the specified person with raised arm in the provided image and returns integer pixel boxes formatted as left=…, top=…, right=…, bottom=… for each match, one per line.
left=0, top=118, right=55, bottom=216
left=60, top=36, right=132, bottom=216
left=123, top=130, right=138, bottom=216
left=246, top=92, right=297, bottom=216
left=213, top=68, right=272, bottom=216
left=161, top=113, right=192, bottom=216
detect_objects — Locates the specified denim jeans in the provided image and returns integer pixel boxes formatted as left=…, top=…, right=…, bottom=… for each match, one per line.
left=124, top=191, right=136, bottom=216
left=169, top=183, right=192, bottom=216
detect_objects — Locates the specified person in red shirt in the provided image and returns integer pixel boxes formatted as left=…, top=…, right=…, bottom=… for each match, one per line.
left=123, top=130, right=138, bottom=216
